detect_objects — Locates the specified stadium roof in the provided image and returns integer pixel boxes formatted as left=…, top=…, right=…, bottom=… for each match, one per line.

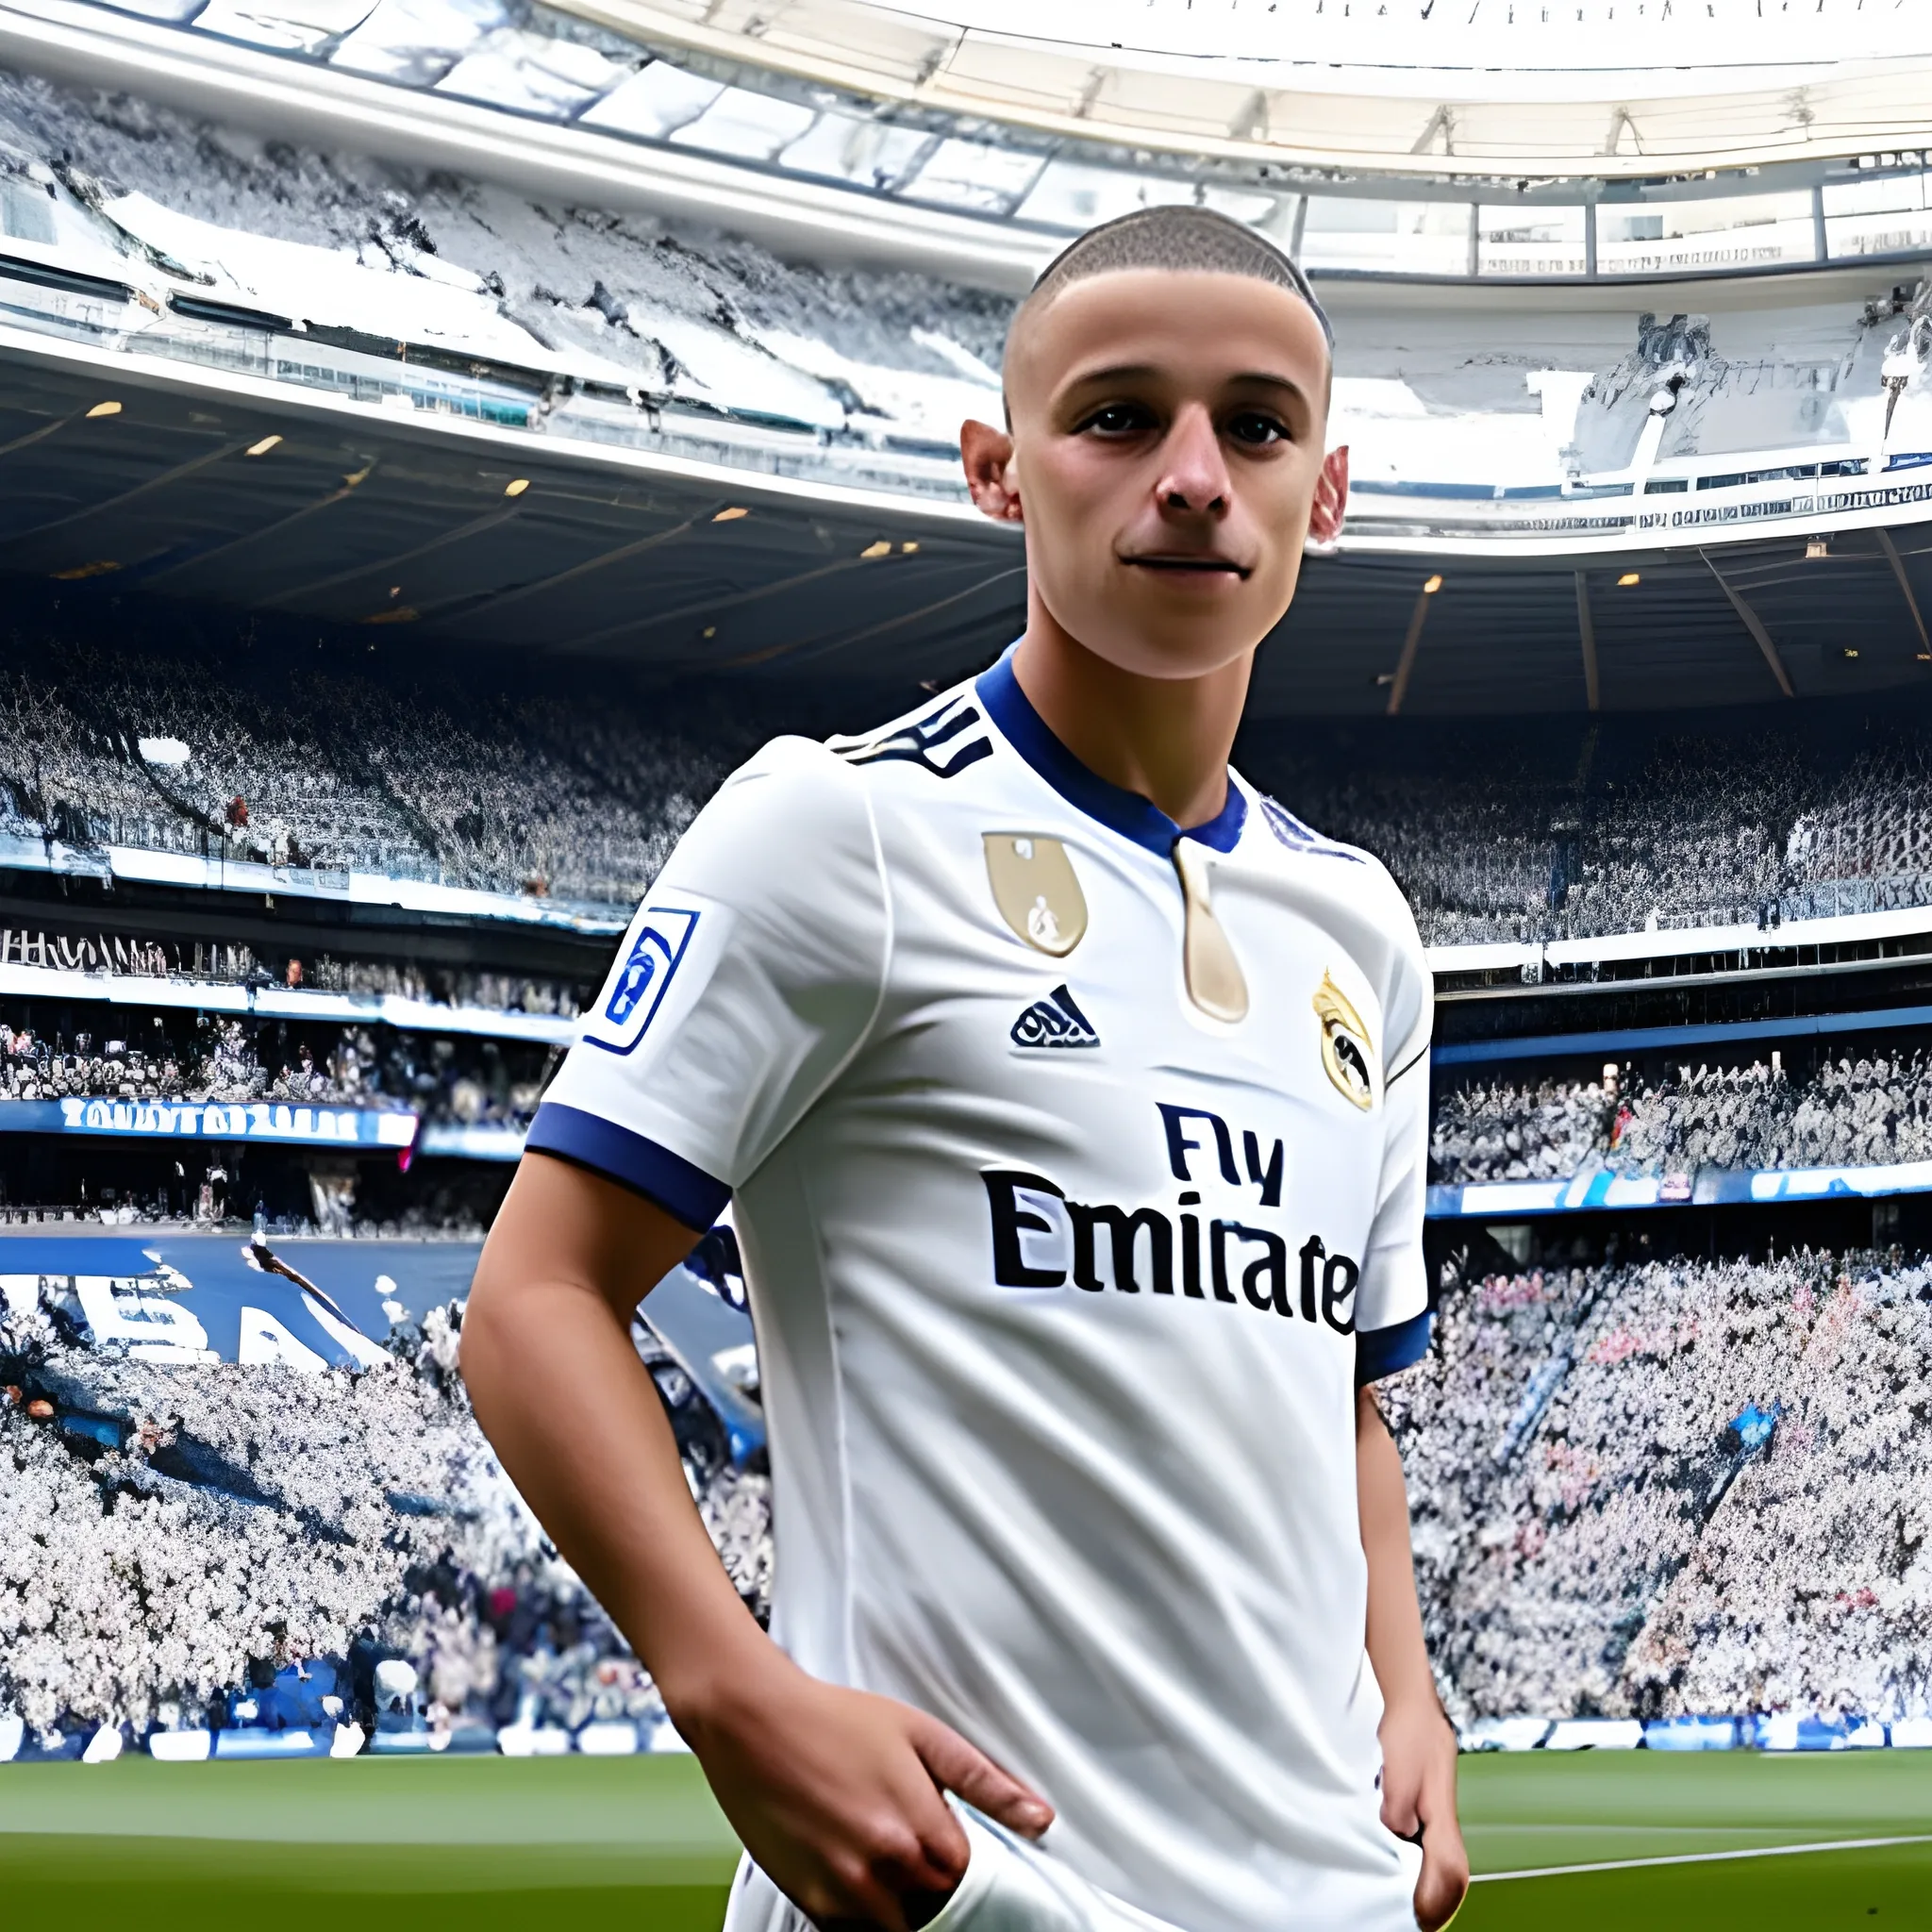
left=554, top=0, right=1932, bottom=176
left=10, top=0, right=1932, bottom=298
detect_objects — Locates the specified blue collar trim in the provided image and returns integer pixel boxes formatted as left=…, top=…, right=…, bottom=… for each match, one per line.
left=975, top=650, right=1246, bottom=858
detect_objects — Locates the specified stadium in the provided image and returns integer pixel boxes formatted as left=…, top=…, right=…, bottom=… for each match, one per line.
left=0, top=0, right=1930, bottom=1924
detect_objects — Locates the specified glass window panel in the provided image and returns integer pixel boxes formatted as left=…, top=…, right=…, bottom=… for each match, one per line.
left=1014, top=161, right=1198, bottom=231
left=330, top=0, right=506, bottom=88
left=0, top=180, right=55, bottom=247
left=671, top=88, right=817, bottom=160
left=1596, top=192, right=1816, bottom=273
left=1823, top=173, right=1932, bottom=218
left=1823, top=171, right=1932, bottom=256
left=108, top=0, right=216, bottom=21
left=1827, top=206, right=1932, bottom=258
left=195, top=0, right=374, bottom=53
left=435, top=29, right=627, bottom=120
left=903, top=139, right=1044, bottom=215
left=1198, top=184, right=1280, bottom=226
left=1477, top=204, right=1587, bottom=276
left=1299, top=199, right=1471, bottom=275
left=777, top=115, right=932, bottom=192
left=578, top=61, right=724, bottom=141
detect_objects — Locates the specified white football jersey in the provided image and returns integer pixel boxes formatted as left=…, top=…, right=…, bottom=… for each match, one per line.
left=533, top=650, right=1435, bottom=1932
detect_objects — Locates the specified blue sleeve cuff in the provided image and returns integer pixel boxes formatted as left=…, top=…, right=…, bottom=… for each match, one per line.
left=525, top=1102, right=730, bottom=1232
left=1356, top=1309, right=1433, bottom=1386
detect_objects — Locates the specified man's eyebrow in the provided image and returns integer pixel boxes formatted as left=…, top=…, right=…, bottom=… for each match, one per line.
left=1058, top=364, right=1311, bottom=403
left=1228, top=371, right=1311, bottom=402
left=1058, top=362, right=1159, bottom=389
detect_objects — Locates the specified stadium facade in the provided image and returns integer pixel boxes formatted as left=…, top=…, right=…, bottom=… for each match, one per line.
left=1, top=0, right=1931, bottom=1762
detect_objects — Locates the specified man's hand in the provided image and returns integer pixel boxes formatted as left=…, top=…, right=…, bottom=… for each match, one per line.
left=1379, top=1696, right=1469, bottom=1932
left=678, top=1640, right=1053, bottom=1932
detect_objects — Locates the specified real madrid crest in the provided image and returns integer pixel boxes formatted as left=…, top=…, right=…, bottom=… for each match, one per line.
left=1313, top=971, right=1376, bottom=1110
left=984, top=833, right=1088, bottom=957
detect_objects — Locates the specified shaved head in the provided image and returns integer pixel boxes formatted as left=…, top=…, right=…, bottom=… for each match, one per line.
left=1005, top=206, right=1331, bottom=408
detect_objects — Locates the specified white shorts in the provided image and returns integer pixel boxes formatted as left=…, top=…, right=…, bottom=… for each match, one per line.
left=724, top=1803, right=1412, bottom=1931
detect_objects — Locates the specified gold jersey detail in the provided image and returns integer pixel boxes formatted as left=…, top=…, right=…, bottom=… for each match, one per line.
left=1314, top=971, right=1376, bottom=1110
left=1173, top=841, right=1248, bottom=1024
left=983, top=833, right=1088, bottom=958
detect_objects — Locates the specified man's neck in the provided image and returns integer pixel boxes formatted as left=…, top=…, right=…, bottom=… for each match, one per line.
left=1009, top=611, right=1251, bottom=832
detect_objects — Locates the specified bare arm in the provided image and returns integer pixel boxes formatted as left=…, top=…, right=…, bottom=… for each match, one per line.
left=1357, top=1385, right=1469, bottom=1932
left=461, top=1152, right=1050, bottom=1930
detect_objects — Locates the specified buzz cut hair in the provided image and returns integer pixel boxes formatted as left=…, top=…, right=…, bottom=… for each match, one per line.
left=1020, top=205, right=1332, bottom=349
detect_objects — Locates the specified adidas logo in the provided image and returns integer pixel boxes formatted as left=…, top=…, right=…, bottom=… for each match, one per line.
left=1010, top=984, right=1099, bottom=1051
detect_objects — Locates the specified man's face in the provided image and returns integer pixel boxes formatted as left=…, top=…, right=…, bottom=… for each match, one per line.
left=970, top=269, right=1343, bottom=680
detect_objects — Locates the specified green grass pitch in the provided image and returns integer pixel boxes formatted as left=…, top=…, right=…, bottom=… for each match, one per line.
left=1, top=1748, right=1927, bottom=1928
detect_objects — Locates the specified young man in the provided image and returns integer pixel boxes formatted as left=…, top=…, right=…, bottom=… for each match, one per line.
left=463, top=207, right=1467, bottom=1932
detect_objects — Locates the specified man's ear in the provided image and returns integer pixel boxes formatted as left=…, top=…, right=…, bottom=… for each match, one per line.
left=961, top=419, right=1023, bottom=524
left=1307, top=443, right=1349, bottom=546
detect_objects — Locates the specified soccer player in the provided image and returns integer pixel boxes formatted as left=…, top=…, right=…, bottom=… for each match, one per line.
left=463, top=207, right=1468, bottom=1932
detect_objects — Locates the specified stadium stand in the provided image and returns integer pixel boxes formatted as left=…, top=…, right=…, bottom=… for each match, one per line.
left=0, top=919, right=591, bottom=1019
left=1431, top=1046, right=1932, bottom=1184
left=1244, top=705, right=1932, bottom=946
left=9, top=603, right=1932, bottom=943
left=0, top=622, right=732, bottom=908
left=0, top=1289, right=766, bottom=1747
left=0, top=1008, right=552, bottom=1124
left=1383, top=1243, right=1932, bottom=1727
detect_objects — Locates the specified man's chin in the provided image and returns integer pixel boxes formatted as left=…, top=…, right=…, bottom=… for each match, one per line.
left=1069, top=621, right=1268, bottom=683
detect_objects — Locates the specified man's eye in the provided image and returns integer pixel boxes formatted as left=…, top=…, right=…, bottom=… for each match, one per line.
left=1080, top=403, right=1156, bottom=436
left=1226, top=411, right=1288, bottom=447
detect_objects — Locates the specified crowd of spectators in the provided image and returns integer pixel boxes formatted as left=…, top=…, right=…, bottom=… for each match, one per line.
left=0, top=920, right=592, bottom=1020
left=302, top=958, right=587, bottom=1019
left=1431, top=1046, right=1932, bottom=1184
left=8, top=1225, right=1925, bottom=1742
left=1382, top=1242, right=1932, bottom=1724
left=1243, top=705, right=1932, bottom=946
left=11, top=609, right=1932, bottom=945
left=0, top=1290, right=767, bottom=1747
left=0, top=1008, right=554, bottom=1126
left=0, top=623, right=741, bottom=912
left=1429, top=1072, right=1615, bottom=1183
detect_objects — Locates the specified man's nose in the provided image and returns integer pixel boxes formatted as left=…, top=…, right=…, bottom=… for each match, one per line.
left=1157, top=405, right=1231, bottom=515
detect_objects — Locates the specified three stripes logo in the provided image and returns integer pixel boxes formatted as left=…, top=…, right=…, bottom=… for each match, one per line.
left=1258, top=796, right=1364, bottom=865
left=831, top=694, right=991, bottom=779
left=1010, top=984, right=1100, bottom=1051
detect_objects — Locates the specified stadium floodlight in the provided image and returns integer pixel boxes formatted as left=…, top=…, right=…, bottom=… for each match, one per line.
left=86, top=400, right=121, bottom=418
left=1618, top=572, right=1641, bottom=586
left=246, top=434, right=282, bottom=456
left=1807, top=538, right=1830, bottom=558
left=504, top=477, right=531, bottom=496
left=712, top=506, right=749, bottom=522
left=861, top=540, right=891, bottom=557
left=1423, top=574, right=1443, bottom=594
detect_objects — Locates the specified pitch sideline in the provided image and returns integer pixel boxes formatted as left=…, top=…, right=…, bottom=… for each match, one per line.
left=1473, top=1833, right=1932, bottom=1882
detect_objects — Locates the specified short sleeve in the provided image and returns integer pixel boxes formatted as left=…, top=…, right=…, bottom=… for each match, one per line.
left=1354, top=908, right=1434, bottom=1385
left=528, top=737, right=888, bottom=1229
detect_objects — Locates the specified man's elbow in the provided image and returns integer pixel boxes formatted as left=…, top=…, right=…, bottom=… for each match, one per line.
left=458, top=1251, right=514, bottom=1399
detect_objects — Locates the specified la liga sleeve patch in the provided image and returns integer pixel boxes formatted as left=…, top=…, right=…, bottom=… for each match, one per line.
left=581, top=903, right=717, bottom=1056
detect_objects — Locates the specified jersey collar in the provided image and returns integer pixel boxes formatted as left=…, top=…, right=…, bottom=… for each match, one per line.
left=976, top=648, right=1247, bottom=859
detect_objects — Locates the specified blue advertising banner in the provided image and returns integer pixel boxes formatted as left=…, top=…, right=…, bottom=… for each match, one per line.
left=0, top=1230, right=761, bottom=1457
left=0, top=1098, right=418, bottom=1149
left=1427, top=1157, right=1932, bottom=1218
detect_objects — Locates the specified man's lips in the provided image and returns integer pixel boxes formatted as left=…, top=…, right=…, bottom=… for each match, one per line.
left=1121, top=554, right=1252, bottom=579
